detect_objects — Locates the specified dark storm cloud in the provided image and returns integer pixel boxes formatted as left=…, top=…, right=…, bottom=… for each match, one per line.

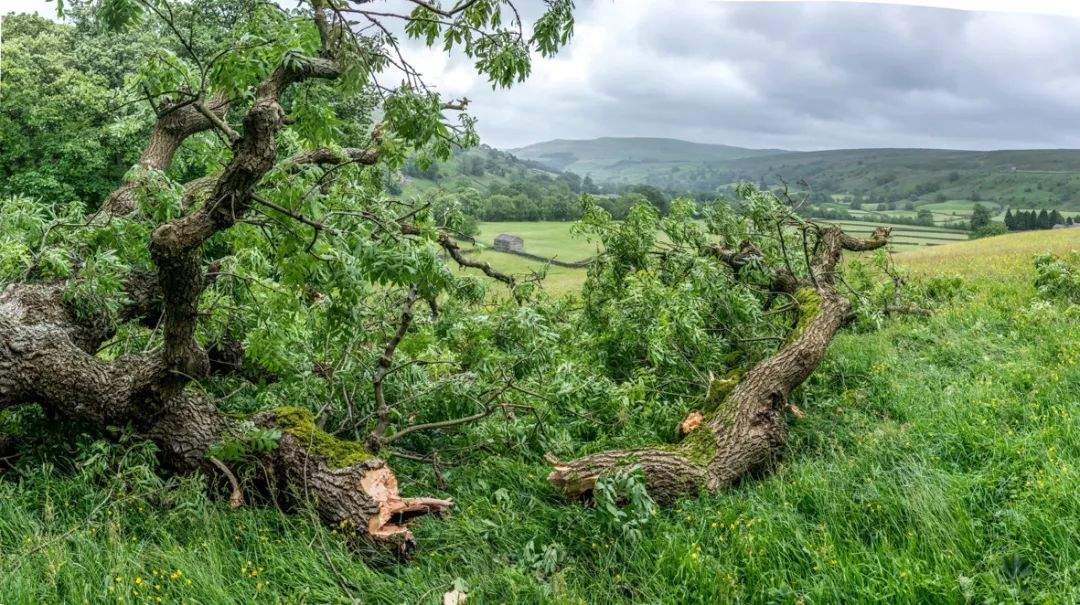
left=402, top=1, right=1080, bottom=151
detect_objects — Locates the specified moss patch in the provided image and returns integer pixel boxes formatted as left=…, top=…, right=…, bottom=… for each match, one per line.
left=675, top=425, right=717, bottom=466
left=271, top=406, right=372, bottom=468
left=787, top=287, right=823, bottom=344
left=660, top=420, right=718, bottom=466
left=703, top=370, right=741, bottom=413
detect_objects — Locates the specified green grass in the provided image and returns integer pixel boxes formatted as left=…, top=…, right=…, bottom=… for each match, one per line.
left=899, top=224, right=1080, bottom=277
left=4, top=230, right=1080, bottom=602
left=456, top=247, right=588, bottom=295
left=463, top=220, right=979, bottom=295
left=917, top=200, right=996, bottom=215
left=474, top=221, right=599, bottom=262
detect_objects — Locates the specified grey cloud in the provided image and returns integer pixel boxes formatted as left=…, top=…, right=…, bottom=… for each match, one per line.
left=398, top=1, right=1080, bottom=150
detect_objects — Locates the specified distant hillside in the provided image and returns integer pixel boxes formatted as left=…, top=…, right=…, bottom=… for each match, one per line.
left=398, top=145, right=590, bottom=222
left=507, top=138, right=1080, bottom=213
left=717, top=148, right=1080, bottom=210
left=400, top=144, right=567, bottom=196
left=509, top=137, right=788, bottom=182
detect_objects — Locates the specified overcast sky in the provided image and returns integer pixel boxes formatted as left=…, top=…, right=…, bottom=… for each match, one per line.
left=7, top=0, right=1080, bottom=151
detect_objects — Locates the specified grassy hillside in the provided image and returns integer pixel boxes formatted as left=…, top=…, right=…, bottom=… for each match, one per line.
left=506, top=139, right=1080, bottom=219
left=721, top=148, right=1080, bottom=212
left=399, top=145, right=568, bottom=196
left=902, top=223, right=1080, bottom=277
left=5, top=229, right=1079, bottom=602
left=510, top=137, right=786, bottom=180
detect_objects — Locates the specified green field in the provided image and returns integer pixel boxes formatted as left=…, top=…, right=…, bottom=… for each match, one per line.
left=850, top=202, right=993, bottom=227
left=917, top=200, right=990, bottom=215
left=824, top=220, right=968, bottom=248
left=465, top=220, right=974, bottom=295
left=474, top=221, right=599, bottom=261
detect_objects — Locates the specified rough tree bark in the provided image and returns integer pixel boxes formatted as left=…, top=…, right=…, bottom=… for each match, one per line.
left=102, top=93, right=231, bottom=216
left=0, top=2, right=454, bottom=555
left=0, top=282, right=450, bottom=552
left=549, top=226, right=891, bottom=503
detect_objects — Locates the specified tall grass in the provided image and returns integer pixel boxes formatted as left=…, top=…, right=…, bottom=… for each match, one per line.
left=2, top=230, right=1079, bottom=603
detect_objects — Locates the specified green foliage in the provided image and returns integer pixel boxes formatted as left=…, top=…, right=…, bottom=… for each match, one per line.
left=0, top=192, right=156, bottom=328
left=518, top=539, right=565, bottom=580
left=1034, top=252, right=1080, bottom=304
left=207, top=425, right=283, bottom=463
left=572, top=185, right=802, bottom=397
left=593, top=466, right=657, bottom=543
left=970, top=203, right=993, bottom=231
left=400, top=146, right=592, bottom=222
left=402, top=0, right=572, bottom=89
left=97, top=0, right=144, bottom=30
left=131, top=168, right=185, bottom=223
left=971, top=221, right=1008, bottom=239
left=62, top=249, right=127, bottom=324
left=0, top=14, right=148, bottom=209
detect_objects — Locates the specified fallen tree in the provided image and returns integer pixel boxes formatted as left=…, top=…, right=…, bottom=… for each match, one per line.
left=549, top=200, right=892, bottom=502
left=0, top=0, right=572, bottom=555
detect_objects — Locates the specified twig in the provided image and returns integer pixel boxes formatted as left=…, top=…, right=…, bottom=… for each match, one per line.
left=370, top=286, right=420, bottom=446
left=208, top=456, right=244, bottom=508
left=383, top=380, right=513, bottom=444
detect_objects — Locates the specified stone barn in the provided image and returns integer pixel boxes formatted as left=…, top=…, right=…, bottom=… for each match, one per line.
left=493, top=233, right=524, bottom=252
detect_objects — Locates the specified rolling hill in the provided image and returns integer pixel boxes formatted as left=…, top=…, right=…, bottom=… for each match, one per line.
left=717, top=148, right=1080, bottom=211
left=509, top=137, right=788, bottom=181
left=507, top=138, right=1080, bottom=212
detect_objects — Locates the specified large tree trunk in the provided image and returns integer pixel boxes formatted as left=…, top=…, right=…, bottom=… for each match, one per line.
left=0, top=3, right=453, bottom=554
left=549, top=226, right=890, bottom=503
left=0, top=282, right=450, bottom=554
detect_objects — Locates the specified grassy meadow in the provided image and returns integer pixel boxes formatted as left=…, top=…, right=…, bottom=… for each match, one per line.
left=474, top=222, right=601, bottom=262
left=465, top=220, right=975, bottom=296
left=3, top=228, right=1080, bottom=603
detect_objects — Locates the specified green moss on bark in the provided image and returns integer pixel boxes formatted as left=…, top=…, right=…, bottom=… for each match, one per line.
left=703, top=370, right=741, bottom=413
left=675, top=425, right=717, bottom=466
left=271, top=406, right=372, bottom=468
left=787, top=287, right=823, bottom=344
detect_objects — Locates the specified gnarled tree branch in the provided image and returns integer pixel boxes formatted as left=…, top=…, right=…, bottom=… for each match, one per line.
left=102, top=93, right=230, bottom=216
left=1, top=4, right=458, bottom=554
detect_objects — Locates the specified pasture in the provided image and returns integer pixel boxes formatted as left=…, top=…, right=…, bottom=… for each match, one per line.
left=465, top=220, right=978, bottom=295
left=474, top=222, right=600, bottom=262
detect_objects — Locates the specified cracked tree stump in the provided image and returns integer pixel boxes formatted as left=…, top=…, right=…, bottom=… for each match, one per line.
left=0, top=282, right=449, bottom=554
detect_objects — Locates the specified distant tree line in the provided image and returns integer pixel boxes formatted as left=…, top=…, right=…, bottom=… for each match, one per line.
left=1004, top=208, right=1071, bottom=231
left=801, top=205, right=949, bottom=230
